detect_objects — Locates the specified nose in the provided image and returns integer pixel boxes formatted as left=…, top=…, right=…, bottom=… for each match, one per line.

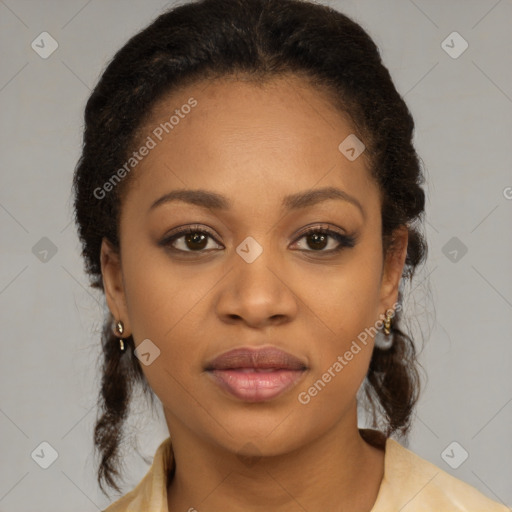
left=214, top=249, right=298, bottom=328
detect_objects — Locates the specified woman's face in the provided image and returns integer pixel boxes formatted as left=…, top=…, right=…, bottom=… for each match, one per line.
left=101, top=74, right=407, bottom=457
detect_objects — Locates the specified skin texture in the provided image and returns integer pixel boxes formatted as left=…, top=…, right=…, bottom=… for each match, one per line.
left=101, top=74, right=408, bottom=511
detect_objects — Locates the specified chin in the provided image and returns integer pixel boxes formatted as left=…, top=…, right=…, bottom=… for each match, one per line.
left=205, top=413, right=312, bottom=456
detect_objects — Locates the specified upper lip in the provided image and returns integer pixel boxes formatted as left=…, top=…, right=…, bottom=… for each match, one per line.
left=205, top=346, right=308, bottom=371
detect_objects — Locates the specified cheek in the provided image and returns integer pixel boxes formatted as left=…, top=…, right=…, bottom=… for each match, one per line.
left=294, top=343, right=373, bottom=436
left=120, top=253, right=204, bottom=412
left=120, top=245, right=228, bottom=398
left=295, top=257, right=382, bottom=416
left=300, top=244, right=383, bottom=391
left=308, top=252, right=383, bottom=339
left=122, top=245, right=205, bottom=341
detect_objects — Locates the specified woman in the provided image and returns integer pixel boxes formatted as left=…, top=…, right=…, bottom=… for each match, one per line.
left=72, top=0, right=509, bottom=510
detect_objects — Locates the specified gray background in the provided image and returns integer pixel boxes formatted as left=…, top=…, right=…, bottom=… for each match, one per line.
left=1, top=0, right=511, bottom=510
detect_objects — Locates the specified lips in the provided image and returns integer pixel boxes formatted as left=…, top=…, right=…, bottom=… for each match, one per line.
left=205, top=347, right=308, bottom=402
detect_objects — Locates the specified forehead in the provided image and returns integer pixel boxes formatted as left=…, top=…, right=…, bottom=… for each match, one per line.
left=121, top=74, right=378, bottom=216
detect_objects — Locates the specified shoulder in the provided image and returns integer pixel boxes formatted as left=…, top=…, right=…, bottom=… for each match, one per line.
left=372, top=437, right=510, bottom=511
left=102, top=437, right=174, bottom=512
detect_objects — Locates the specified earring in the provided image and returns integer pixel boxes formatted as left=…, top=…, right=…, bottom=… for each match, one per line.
left=383, top=311, right=392, bottom=335
left=114, top=320, right=126, bottom=352
left=374, top=310, right=393, bottom=350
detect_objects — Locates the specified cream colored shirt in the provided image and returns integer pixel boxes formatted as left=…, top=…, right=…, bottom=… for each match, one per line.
left=103, top=431, right=510, bottom=511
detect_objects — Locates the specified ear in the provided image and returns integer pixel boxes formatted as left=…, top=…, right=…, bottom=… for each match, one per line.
left=100, top=237, right=131, bottom=336
left=378, top=226, right=408, bottom=312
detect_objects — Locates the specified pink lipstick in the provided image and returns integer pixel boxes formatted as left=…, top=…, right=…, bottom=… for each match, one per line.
left=205, top=346, right=307, bottom=402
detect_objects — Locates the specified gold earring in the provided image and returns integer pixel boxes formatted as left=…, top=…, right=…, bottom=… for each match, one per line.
left=115, top=320, right=126, bottom=352
left=383, top=311, right=392, bottom=335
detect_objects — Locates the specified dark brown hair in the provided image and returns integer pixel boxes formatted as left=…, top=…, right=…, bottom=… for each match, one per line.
left=73, top=0, right=427, bottom=497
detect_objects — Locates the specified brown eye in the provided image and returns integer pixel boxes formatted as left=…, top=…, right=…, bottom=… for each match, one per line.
left=182, top=231, right=208, bottom=251
left=305, top=232, right=329, bottom=250
left=159, top=226, right=222, bottom=254
left=293, top=227, right=356, bottom=254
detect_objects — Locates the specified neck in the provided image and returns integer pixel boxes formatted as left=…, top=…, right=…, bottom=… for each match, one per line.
left=165, top=407, right=385, bottom=512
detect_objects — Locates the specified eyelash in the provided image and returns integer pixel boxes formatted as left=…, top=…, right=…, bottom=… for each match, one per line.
left=159, top=224, right=356, bottom=256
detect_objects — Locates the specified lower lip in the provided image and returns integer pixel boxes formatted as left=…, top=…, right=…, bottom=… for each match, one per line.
left=207, top=368, right=306, bottom=402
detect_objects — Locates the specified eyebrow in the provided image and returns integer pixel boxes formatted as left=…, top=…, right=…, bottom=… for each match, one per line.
left=149, top=186, right=365, bottom=218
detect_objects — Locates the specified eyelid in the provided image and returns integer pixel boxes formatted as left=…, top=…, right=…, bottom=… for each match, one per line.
left=294, top=222, right=346, bottom=238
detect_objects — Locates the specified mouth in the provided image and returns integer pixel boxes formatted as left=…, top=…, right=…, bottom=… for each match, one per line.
left=204, top=346, right=308, bottom=402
